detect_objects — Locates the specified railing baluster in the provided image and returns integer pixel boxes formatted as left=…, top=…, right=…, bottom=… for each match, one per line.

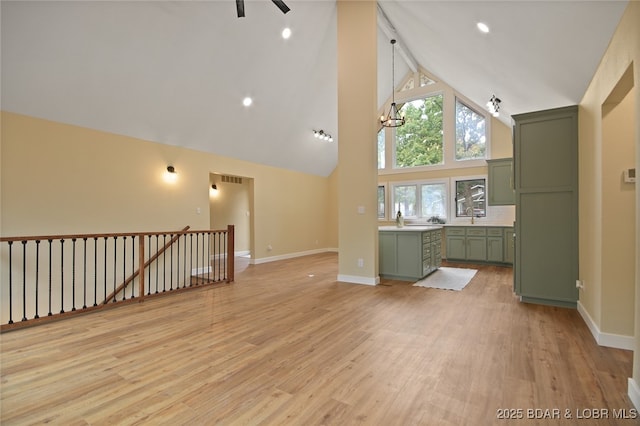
left=22, top=241, right=27, bottom=321
left=48, top=239, right=53, bottom=316
left=162, top=234, right=167, bottom=292
left=183, top=234, right=187, bottom=288
left=35, top=240, right=40, bottom=319
left=71, top=238, right=77, bottom=311
left=131, top=236, right=136, bottom=299
left=170, top=234, right=174, bottom=291
left=8, top=241, right=13, bottom=324
left=103, top=237, right=108, bottom=304
left=93, top=237, right=98, bottom=307
left=122, top=236, right=127, bottom=301
left=147, top=235, right=152, bottom=295
left=82, top=238, right=87, bottom=309
left=60, top=239, right=65, bottom=314
left=112, top=237, right=117, bottom=302
left=155, top=235, right=159, bottom=294
left=190, top=233, right=194, bottom=286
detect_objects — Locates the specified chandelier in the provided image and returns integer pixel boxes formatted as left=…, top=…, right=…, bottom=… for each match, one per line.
left=380, top=39, right=405, bottom=128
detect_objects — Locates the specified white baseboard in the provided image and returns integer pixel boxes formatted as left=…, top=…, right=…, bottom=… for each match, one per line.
left=337, top=274, right=380, bottom=286
left=629, top=378, right=640, bottom=410
left=577, top=301, right=635, bottom=350
left=191, top=266, right=211, bottom=275
left=252, top=248, right=330, bottom=265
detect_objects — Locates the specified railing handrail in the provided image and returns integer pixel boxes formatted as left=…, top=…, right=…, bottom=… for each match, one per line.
left=0, top=228, right=230, bottom=242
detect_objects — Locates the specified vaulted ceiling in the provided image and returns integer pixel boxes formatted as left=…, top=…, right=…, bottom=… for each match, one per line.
left=1, top=1, right=628, bottom=176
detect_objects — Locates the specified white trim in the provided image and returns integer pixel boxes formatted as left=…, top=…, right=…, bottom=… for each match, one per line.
left=577, top=301, right=635, bottom=350
left=191, top=266, right=211, bottom=275
left=252, top=248, right=329, bottom=265
left=629, top=378, right=640, bottom=410
left=337, top=274, right=380, bottom=286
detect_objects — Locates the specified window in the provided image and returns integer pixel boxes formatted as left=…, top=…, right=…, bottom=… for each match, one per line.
left=392, top=181, right=447, bottom=221
left=393, top=185, right=417, bottom=217
left=455, top=99, right=486, bottom=161
left=377, top=185, right=386, bottom=219
left=377, top=128, right=385, bottom=169
left=455, top=178, right=486, bottom=217
left=394, top=94, right=444, bottom=168
left=421, top=183, right=446, bottom=219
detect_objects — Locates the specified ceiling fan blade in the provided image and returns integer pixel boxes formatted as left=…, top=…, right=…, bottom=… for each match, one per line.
left=271, top=0, right=290, bottom=14
left=236, top=0, right=245, bottom=17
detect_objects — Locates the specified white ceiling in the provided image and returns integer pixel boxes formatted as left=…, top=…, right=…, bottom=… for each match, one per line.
left=1, top=1, right=628, bottom=177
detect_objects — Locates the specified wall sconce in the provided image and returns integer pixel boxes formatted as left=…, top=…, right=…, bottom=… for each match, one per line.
left=313, top=129, right=333, bottom=142
left=210, top=184, right=219, bottom=197
left=486, top=95, right=501, bottom=117
left=164, top=165, right=178, bottom=183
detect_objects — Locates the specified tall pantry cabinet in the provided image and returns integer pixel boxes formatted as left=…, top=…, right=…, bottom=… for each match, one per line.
left=513, top=106, right=579, bottom=308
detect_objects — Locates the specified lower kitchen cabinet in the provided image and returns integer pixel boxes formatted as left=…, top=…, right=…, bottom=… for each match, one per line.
left=445, top=226, right=513, bottom=265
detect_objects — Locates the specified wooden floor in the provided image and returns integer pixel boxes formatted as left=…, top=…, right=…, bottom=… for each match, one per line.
left=1, top=253, right=634, bottom=425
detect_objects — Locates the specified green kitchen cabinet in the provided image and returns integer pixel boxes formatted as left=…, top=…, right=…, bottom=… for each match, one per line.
left=445, top=226, right=512, bottom=265
left=466, top=228, right=487, bottom=261
left=513, top=106, right=578, bottom=308
left=379, top=227, right=442, bottom=281
left=487, top=158, right=515, bottom=205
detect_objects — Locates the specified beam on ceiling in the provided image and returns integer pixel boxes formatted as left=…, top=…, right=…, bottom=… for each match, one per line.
left=377, top=4, right=418, bottom=73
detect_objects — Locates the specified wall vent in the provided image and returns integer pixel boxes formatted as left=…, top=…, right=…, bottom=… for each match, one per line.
left=221, top=175, right=243, bottom=184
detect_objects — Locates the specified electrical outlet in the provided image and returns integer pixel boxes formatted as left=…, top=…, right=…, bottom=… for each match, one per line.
left=357, top=258, right=364, bottom=267
left=576, top=279, right=585, bottom=289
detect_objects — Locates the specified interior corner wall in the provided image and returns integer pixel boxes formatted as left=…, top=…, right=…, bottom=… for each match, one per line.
left=0, top=112, right=333, bottom=263
left=577, top=0, right=640, bottom=400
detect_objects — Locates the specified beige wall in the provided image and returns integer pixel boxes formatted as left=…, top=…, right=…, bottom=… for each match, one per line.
left=577, top=0, right=639, bottom=392
left=1, top=112, right=333, bottom=262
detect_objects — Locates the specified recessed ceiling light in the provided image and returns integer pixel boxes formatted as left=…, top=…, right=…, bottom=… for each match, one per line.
left=282, top=27, right=291, bottom=39
left=242, top=97, right=253, bottom=107
left=477, top=22, right=490, bottom=33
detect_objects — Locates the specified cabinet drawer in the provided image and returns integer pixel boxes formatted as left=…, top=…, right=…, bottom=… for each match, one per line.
left=446, top=227, right=465, bottom=236
left=422, top=233, right=431, bottom=243
left=487, top=227, right=503, bottom=237
left=466, top=228, right=487, bottom=237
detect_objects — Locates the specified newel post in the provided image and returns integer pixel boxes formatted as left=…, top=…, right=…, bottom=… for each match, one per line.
left=227, top=225, right=235, bottom=283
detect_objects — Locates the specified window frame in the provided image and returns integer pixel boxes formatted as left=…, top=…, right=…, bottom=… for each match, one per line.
left=389, top=178, right=449, bottom=222
left=454, top=97, right=487, bottom=162
left=378, top=69, right=491, bottom=176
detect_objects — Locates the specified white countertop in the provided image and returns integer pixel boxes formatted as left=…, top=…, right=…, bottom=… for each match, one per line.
left=378, top=225, right=443, bottom=232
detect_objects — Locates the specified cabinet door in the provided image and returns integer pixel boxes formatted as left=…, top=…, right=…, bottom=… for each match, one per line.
left=397, top=233, right=421, bottom=278
left=446, top=236, right=466, bottom=260
left=487, top=159, right=515, bottom=205
left=504, top=229, right=514, bottom=264
left=466, top=237, right=487, bottom=261
left=379, top=232, right=397, bottom=275
left=487, top=237, right=503, bottom=262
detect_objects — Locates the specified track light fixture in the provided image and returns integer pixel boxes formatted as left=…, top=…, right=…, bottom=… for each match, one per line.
left=381, top=39, right=405, bottom=128
left=487, top=95, right=502, bottom=117
left=313, top=130, right=333, bottom=142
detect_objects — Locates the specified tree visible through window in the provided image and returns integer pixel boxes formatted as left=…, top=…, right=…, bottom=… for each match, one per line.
left=455, top=99, right=486, bottom=161
left=394, top=94, right=443, bottom=168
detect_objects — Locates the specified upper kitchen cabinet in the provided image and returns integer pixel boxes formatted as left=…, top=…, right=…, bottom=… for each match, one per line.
left=487, top=158, right=515, bottom=205
left=513, top=106, right=579, bottom=308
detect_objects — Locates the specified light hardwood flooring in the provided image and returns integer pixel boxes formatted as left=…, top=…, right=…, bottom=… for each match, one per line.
left=1, top=252, right=635, bottom=425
